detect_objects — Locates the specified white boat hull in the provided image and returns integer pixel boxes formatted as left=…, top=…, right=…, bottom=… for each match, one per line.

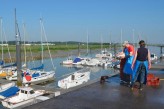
left=58, top=70, right=90, bottom=89
left=23, top=71, right=55, bottom=84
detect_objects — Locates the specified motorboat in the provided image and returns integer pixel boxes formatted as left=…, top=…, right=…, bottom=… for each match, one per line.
left=95, top=49, right=113, bottom=59
left=58, top=69, right=90, bottom=89
left=99, top=60, right=112, bottom=67
left=150, top=53, right=158, bottom=61
left=1, top=86, right=45, bottom=109
left=84, top=58, right=100, bottom=66
left=61, top=57, right=73, bottom=65
left=72, top=57, right=83, bottom=65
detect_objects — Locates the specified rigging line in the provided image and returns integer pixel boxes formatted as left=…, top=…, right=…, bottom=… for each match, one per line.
left=3, top=28, right=12, bottom=63
left=23, top=23, right=27, bottom=67
left=41, top=19, right=56, bottom=71
left=29, top=45, right=36, bottom=68
left=25, top=27, right=36, bottom=68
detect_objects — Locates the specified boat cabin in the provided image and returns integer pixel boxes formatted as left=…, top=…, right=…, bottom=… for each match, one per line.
left=19, top=87, right=35, bottom=99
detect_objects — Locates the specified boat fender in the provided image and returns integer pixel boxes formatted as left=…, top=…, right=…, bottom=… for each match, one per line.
left=25, top=75, right=32, bottom=81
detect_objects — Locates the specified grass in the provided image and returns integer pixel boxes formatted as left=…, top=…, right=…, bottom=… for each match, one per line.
left=0, top=44, right=116, bottom=53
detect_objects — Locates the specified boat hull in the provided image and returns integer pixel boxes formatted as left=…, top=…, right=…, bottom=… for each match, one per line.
left=23, top=71, right=55, bottom=85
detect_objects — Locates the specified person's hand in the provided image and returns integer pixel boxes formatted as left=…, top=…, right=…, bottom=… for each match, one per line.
left=131, top=64, right=134, bottom=69
left=148, top=63, right=151, bottom=69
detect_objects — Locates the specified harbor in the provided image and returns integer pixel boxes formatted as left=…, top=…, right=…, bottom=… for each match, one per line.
left=1, top=1, right=164, bottom=109
left=0, top=58, right=163, bottom=109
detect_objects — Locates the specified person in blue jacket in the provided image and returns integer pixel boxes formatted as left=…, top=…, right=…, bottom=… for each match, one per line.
left=131, top=40, right=151, bottom=90
left=118, top=41, right=135, bottom=85
left=123, top=41, right=135, bottom=85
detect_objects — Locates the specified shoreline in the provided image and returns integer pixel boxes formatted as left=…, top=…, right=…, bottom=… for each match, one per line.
left=2, top=49, right=100, bottom=63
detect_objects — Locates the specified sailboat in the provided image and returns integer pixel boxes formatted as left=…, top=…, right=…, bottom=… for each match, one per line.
left=0, top=18, right=17, bottom=78
left=22, top=18, right=55, bottom=85
left=2, top=9, right=45, bottom=108
left=95, top=36, right=113, bottom=59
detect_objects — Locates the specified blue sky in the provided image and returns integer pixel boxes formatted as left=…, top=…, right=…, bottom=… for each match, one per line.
left=0, top=0, right=164, bottom=44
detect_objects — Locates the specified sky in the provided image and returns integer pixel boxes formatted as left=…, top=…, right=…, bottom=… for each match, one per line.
left=0, top=0, right=164, bottom=44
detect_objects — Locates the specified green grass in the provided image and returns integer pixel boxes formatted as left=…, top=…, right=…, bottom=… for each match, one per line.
left=0, top=44, right=115, bottom=53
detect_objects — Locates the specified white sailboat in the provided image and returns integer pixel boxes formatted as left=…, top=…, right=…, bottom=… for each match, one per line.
left=23, top=70, right=55, bottom=84
left=22, top=18, right=55, bottom=85
left=0, top=18, right=17, bottom=78
left=58, top=69, right=90, bottom=89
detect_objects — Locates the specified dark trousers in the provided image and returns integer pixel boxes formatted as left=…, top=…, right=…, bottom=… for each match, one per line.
left=120, top=59, right=126, bottom=80
left=133, top=63, right=146, bottom=84
left=120, top=59, right=130, bottom=82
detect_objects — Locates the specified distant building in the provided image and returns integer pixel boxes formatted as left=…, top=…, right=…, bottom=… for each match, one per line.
left=22, top=44, right=31, bottom=46
left=0, top=44, right=8, bottom=46
left=33, top=43, right=55, bottom=45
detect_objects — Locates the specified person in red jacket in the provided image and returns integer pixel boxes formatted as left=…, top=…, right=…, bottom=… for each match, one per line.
left=118, top=41, right=135, bottom=85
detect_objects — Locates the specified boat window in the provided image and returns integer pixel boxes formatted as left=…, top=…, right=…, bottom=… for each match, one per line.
left=25, top=91, right=28, bottom=94
left=21, top=90, right=24, bottom=93
left=151, top=54, right=154, bottom=57
left=81, top=75, right=84, bottom=77
left=71, top=75, right=75, bottom=80
left=30, top=90, right=35, bottom=94
left=41, top=73, right=46, bottom=75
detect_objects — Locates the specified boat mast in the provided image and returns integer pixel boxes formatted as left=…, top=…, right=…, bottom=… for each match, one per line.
left=0, top=17, right=3, bottom=62
left=23, top=23, right=27, bottom=68
left=121, top=28, right=123, bottom=50
left=87, top=29, right=89, bottom=55
left=40, top=18, right=44, bottom=65
left=132, top=29, right=135, bottom=46
left=101, top=35, right=103, bottom=51
left=15, top=8, right=22, bottom=86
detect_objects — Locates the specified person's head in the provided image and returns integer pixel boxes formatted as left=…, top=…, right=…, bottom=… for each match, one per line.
left=139, top=40, right=146, bottom=47
left=122, top=41, right=129, bottom=47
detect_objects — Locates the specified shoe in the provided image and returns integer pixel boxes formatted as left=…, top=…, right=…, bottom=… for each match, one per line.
left=130, top=83, right=134, bottom=90
left=139, top=83, right=143, bottom=91
left=120, top=80, right=124, bottom=85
